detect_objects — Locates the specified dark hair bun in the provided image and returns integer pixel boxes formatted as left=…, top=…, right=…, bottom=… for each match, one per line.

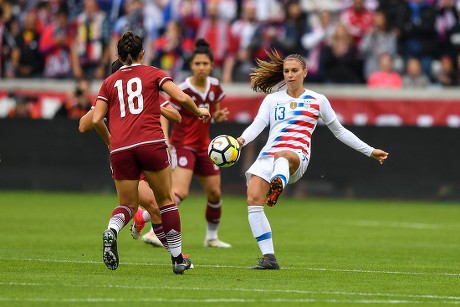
left=195, top=38, right=210, bottom=49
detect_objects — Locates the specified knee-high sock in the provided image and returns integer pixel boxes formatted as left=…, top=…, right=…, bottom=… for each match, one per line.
left=159, top=204, right=182, bottom=257
left=272, top=157, right=289, bottom=187
left=206, top=200, right=221, bottom=240
left=152, top=224, right=169, bottom=251
left=247, top=205, right=274, bottom=255
left=108, top=206, right=132, bottom=235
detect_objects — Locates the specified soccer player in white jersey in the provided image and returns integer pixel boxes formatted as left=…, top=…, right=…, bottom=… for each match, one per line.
left=236, top=50, right=389, bottom=270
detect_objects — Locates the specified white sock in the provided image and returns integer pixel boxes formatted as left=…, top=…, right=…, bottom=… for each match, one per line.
left=272, top=157, right=289, bottom=187
left=247, top=205, right=274, bottom=255
left=142, top=209, right=151, bottom=223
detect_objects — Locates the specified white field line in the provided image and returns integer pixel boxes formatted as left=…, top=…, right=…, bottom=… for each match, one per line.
left=1, top=297, right=460, bottom=305
left=1, top=256, right=459, bottom=277
left=0, top=282, right=460, bottom=304
left=0, top=257, right=460, bottom=276
left=347, top=220, right=455, bottom=230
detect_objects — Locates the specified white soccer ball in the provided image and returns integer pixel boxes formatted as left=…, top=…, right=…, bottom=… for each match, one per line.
left=208, top=135, right=241, bottom=168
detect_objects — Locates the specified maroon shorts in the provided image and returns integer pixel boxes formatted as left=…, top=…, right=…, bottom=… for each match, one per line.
left=174, top=146, right=220, bottom=177
left=111, top=143, right=170, bottom=180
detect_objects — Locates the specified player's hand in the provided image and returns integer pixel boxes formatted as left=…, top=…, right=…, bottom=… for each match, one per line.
left=213, top=107, right=229, bottom=122
left=196, top=107, right=211, bottom=123
left=371, top=149, right=388, bottom=164
left=236, top=137, right=245, bottom=147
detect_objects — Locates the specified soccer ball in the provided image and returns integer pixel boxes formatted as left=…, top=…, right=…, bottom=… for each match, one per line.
left=208, top=135, right=241, bottom=168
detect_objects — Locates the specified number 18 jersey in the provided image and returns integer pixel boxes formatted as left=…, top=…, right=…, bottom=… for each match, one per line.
left=97, top=64, right=172, bottom=154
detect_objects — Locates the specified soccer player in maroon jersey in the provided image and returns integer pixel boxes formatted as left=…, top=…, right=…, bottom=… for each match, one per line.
left=92, top=31, right=210, bottom=274
left=134, top=39, right=232, bottom=248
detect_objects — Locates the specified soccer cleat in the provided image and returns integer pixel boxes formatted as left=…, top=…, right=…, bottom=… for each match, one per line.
left=130, top=209, right=146, bottom=239
left=204, top=238, right=232, bottom=248
left=250, top=254, right=280, bottom=270
left=142, top=231, right=163, bottom=247
left=265, top=177, right=283, bottom=207
left=102, top=229, right=119, bottom=270
left=172, top=255, right=193, bottom=274
left=182, top=253, right=194, bottom=269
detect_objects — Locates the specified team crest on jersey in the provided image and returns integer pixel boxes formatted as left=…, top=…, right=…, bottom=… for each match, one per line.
left=192, top=96, right=197, bottom=101
left=209, top=91, right=215, bottom=101
left=290, top=101, right=298, bottom=109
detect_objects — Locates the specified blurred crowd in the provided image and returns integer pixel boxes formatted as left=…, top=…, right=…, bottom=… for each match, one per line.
left=2, top=0, right=460, bottom=89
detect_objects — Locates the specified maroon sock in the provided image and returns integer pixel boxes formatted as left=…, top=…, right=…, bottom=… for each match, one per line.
left=159, top=204, right=182, bottom=257
left=108, top=205, right=132, bottom=234
left=206, top=200, right=222, bottom=224
left=152, top=224, right=169, bottom=251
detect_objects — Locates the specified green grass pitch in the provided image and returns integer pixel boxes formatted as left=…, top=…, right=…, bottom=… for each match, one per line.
left=0, top=191, right=459, bottom=306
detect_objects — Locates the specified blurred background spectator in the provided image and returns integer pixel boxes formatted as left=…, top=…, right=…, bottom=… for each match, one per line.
left=402, top=56, right=431, bottom=88
left=367, top=52, right=403, bottom=88
left=319, top=22, right=363, bottom=84
left=150, top=20, right=194, bottom=82
left=54, top=78, right=92, bottom=119
left=11, top=11, right=44, bottom=78
left=39, top=6, right=74, bottom=79
left=196, top=0, right=238, bottom=83
left=0, top=0, right=460, bottom=98
left=70, top=0, right=111, bottom=81
left=359, top=9, right=398, bottom=80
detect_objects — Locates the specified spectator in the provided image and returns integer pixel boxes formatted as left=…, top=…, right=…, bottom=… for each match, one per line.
left=282, top=0, right=309, bottom=55
left=150, top=20, right=195, bottom=82
left=163, top=0, right=206, bottom=39
left=196, top=0, right=238, bottom=83
left=446, top=4, right=460, bottom=60
left=231, top=0, right=261, bottom=82
left=436, top=0, right=458, bottom=51
left=54, top=78, right=92, bottom=119
left=367, top=52, right=403, bottom=88
left=377, top=0, right=407, bottom=35
left=340, top=0, right=375, bottom=48
left=11, top=11, right=45, bottom=78
left=110, top=0, right=151, bottom=63
left=0, top=0, right=18, bottom=78
left=70, top=0, right=111, bottom=80
left=300, top=9, right=336, bottom=82
left=300, top=0, right=342, bottom=14
left=39, top=6, right=74, bottom=79
left=432, top=54, right=460, bottom=86
left=398, top=0, right=438, bottom=77
left=359, top=9, right=398, bottom=79
left=402, top=57, right=431, bottom=88
left=319, top=22, right=363, bottom=84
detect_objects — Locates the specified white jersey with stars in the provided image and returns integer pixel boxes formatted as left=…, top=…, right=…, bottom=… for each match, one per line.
left=250, top=89, right=337, bottom=161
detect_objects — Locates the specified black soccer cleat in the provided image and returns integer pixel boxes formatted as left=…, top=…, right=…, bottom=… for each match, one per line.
left=250, top=254, right=280, bottom=270
left=172, top=254, right=193, bottom=274
left=102, top=229, right=119, bottom=270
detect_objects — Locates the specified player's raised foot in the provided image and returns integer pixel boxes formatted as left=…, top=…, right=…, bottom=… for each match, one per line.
left=142, top=231, right=163, bottom=247
left=204, top=238, right=232, bottom=248
left=265, top=177, right=283, bottom=207
left=102, top=229, right=119, bottom=270
left=130, top=209, right=146, bottom=239
left=172, top=254, right=193, bottom=274
left=250, top=254, right=280, bottom=270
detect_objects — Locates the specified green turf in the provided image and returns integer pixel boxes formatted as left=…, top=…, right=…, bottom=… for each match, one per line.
left=0, top=191, right=459, bottom=306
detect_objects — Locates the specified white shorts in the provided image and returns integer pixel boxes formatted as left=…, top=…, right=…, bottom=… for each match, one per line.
left=245, top=151, right=309, bottom=186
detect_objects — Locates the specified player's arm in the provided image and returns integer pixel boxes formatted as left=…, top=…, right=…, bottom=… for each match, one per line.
left=326, top=118, right=388, bottom=164
left=92, top=99, right=111, bottom=147
left=160, top=104, right=181, bottom=123
left=79, top=108, right=94, bottom=133
left=212, top=102, right=229, bottom=123
left=161, top=80, right=210, bottom=122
